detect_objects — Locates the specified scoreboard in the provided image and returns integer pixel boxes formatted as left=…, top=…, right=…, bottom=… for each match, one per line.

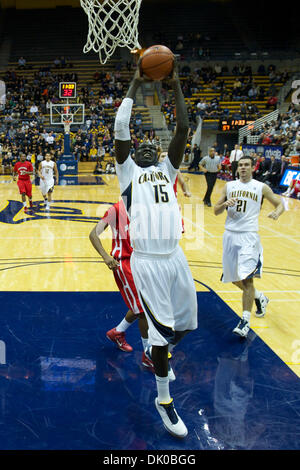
left=220, top=119, right=255, bottom=131
left=59, top=82, right=77, bottom=99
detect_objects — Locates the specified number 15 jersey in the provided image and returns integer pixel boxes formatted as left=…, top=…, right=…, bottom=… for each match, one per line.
left=225, top=179, right=264, bottom=232
left=116, top=156, right=182, bottom=255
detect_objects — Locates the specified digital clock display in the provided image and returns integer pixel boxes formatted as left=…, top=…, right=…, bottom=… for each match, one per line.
left=220, top=119, right=254, bottom=131
left=59, top=82, right=77, bottom=99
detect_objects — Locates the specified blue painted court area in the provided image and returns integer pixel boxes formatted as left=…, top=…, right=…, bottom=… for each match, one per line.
left=0, top=290, right=299, bottom=451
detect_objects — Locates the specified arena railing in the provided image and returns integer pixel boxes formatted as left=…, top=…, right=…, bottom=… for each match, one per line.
left=238, top=109, right=279, bottom=144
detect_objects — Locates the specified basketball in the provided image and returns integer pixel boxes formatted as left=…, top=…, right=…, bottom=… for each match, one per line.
left=140, top=45, right=174, bottom=80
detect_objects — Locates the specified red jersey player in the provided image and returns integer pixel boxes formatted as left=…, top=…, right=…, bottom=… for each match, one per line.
left=13, top=153, right=34, bottom=213
left=89, top=199, right=153, bottom=369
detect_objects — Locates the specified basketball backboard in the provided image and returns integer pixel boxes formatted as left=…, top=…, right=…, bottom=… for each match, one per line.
left=50, top=103, right=85, bottom=126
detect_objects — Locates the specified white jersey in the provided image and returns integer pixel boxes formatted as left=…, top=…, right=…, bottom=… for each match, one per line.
left=40, top=160, right=55, bottom=180
left=116, top=156, right=182, bottom=255
left=225, top=179, right=264, bottom=232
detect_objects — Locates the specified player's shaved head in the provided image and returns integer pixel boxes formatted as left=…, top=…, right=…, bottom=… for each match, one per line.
left=135, top=143, right=159, bottom=168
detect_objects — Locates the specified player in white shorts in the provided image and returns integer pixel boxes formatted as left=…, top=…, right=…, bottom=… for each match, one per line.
left=114, top=61, right=197, bottom=438
left=38, top=153, right=59, bottom=210
left=214, top=156, right=284, bottom=337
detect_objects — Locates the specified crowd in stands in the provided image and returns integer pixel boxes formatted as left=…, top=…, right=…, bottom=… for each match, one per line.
left=0, top=61, right=132, bottom=172
left=162, top=63, right=290, bottom=129
left=152, top=31, right=217, bottom=61
left=245, top=104, right=300, bottom=156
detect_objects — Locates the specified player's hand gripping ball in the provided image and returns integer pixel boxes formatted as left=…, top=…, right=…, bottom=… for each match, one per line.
left=140, top=45, right=174, bottom=81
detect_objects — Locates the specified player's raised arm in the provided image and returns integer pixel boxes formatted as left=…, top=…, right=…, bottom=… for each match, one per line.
left=114, top=66, right=144, bottom=165
left=167, top=61, right=189, bottom=169
left=262, top=184, right=285, bottom=220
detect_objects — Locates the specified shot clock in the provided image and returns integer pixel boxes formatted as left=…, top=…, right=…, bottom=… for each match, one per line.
left=59, top=82, right=77, bottom=99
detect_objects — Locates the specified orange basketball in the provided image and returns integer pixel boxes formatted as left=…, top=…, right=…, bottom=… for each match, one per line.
left=140, top=45, right=174, bottom=80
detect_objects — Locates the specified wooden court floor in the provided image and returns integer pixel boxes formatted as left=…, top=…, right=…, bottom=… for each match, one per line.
left=0, top=172, right=299, bottom=377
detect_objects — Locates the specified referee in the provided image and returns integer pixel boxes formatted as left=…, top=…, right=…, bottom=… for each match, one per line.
left=200, top=147, right=221, bottom=206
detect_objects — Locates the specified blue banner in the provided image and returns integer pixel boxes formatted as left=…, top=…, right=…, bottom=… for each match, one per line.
left=57, top=158, right=78, bottom=175
left=242, top=144, right=283, bottom=159
left=279, top=168, right=300, bottom=187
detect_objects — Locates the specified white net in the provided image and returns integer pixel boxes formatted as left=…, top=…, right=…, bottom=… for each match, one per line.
left=80, top=0, right=142, bottom=64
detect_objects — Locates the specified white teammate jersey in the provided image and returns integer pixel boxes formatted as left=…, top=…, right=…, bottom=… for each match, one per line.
left=116, top=156, right=182, bottom=255
left=40, top=160, right=55, bottom=180
left=225, top=179, right=264, bottom=232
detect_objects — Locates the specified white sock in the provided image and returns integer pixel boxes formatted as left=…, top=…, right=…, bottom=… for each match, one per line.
left=242, top=310, right=251, bottom=323
left=155, top=375, right=171, bottom=404
left=116, top=318, right=131, bottom=333
left=254, top=288, right=261, bottom=299
left=141, top=337, right=149, bottom=352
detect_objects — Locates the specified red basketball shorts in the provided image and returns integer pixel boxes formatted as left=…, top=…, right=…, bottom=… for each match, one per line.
left=17, top=180, right=32, bottom=198
left=113, top=258, right=143, bottom=314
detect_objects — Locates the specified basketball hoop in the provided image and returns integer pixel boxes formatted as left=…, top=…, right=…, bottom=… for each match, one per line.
left=80, top=0, right=142, bottom=64
left=62, top=115, right=73, bottom=134
left=64, top=120, right=72, bottom=135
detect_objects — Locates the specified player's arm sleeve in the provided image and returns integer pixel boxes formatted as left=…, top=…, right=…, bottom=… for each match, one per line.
left=114, top=97, right=133, bottom=164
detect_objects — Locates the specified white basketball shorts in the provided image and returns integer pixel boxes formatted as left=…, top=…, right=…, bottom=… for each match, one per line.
left=130, top=246, right=198, bottom=346
left=222, top=230, right=263, bottom=283
left=40, top=178, right=54, bottom=195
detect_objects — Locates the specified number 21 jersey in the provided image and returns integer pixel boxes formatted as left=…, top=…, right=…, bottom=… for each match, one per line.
left=225, top=179, right=264, bottom=232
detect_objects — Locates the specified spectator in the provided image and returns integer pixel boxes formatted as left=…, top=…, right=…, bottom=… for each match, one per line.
left=175, top=40, right=184, bottom=51
left=230, top=144, right=244, bottom=180
left=220, top=152, right=231, bottom=177
left=18, top=57, right=26, bottom=69
left=261, top=155, right=281, bottom=187
left=1, top=152, right=13, bottom=174
left=45, top=130, right=55, bottom=146
left=266, top=95, right=278, bottom=110
left=53, top=57, right=61, bottom=69
left=30, top=103, right=39, bottom=115
left=89, top=144, right=98, bottom=160
left=60, top=56, right=67, bottom=68
left=188, top=144, right=202, bottom=171
left=254, top=156, right=271, bottom=181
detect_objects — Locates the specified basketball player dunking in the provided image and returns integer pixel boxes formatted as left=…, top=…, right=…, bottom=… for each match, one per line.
left=214, top=156, right=284, bottom=337
left=114, top=61, right=197, bottom=438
